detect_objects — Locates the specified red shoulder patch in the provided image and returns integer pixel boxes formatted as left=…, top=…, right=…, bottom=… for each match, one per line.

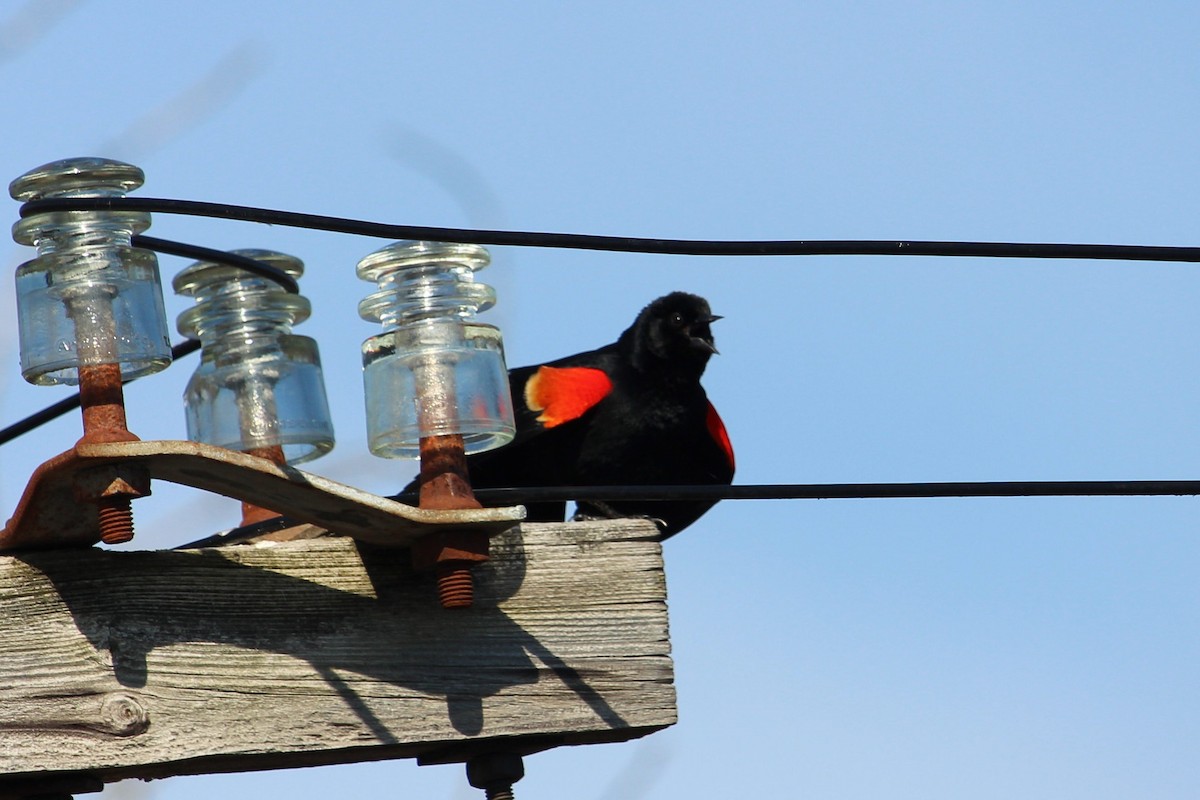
left=706, top=401, right=735, bottom=472
left=524, top=366, right=613, bottom=428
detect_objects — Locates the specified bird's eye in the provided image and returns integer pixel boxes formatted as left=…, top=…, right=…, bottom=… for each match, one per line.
left=669, top=312, right=685, bottom=327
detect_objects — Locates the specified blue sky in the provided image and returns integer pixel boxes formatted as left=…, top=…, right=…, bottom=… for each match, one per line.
left=2, top=2, right=1198, bottom=798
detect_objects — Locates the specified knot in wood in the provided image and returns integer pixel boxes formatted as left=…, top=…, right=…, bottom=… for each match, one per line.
left=100, top=692, right=149, bottom=737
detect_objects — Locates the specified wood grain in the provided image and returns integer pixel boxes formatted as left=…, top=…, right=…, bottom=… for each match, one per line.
left=0, top=520, right=674, bottom=784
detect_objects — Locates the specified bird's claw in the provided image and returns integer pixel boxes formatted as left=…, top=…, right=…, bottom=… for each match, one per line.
left=572, top=501, right=667, bottom=532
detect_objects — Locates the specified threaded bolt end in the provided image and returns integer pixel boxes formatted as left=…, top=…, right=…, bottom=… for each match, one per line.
left=98, top=497, right=134, bottom=544
left=485, top=788, right=514, bottom=800
left=437, top=564, right=474, bottom=609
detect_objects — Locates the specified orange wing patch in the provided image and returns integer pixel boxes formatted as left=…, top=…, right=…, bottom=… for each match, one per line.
left=706, top=401, right=735, bottom=472
left=524, top=366, right=613, bottom=428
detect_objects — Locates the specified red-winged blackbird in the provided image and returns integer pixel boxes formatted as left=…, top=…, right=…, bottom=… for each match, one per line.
left=435, top=292, right=735, bottom=539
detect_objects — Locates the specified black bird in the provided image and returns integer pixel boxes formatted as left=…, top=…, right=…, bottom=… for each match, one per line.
left=413, top=291, right=735, bottom=539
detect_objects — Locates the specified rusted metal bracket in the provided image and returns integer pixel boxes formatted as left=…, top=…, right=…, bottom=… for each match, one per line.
left=0, top=439, right=524, bottom=552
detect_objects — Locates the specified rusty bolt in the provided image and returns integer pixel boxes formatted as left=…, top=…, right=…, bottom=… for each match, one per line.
left=436, top=564, right=475, bottom=609
left=75, top=362, right=145, bottom=545
left=415, top=433, right=489, bottom=609
left=418, top=434, right=482, bottom=511
left=411, top=529, right=490, bottom=610
left=74, top=468, right=150, bottom=547
left=96, top=496, right=134, bottom=545
left=76, top=363, right=139, bottom=446
left=239, top=444, right=288, bottom=526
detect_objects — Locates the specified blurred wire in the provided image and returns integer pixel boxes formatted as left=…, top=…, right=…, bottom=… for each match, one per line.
left=96, top=41, right=267, bottom=161
left=0, top=0, right=83, bottom=64
left=19, top=196, right=1200, bottom=262
left=594, top=740, right=672, bottom=800
left=384, top=124, right=507, bottom=229
left=1, top=38, right=267, bottom=448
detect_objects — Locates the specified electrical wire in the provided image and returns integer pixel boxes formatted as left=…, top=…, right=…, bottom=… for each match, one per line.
left=132, top=235, right=300, bottom=292
left=0, top=237, right=295, bottom=445
left=180, top=478, right=1200, bottom=549
left=453, top=479, right=1200, bottom=503
left=0, top=338, right=200, bottom=446
left=10, top=195, right=1200, bottom=486
left=20, top=196, right=1200, bottom=262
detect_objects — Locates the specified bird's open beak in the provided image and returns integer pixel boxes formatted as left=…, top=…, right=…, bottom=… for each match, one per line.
left=691, top=332, right=720, bottom=355
left=693, top=314, right=722, bottom=354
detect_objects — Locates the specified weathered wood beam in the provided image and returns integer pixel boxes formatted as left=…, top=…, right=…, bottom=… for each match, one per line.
left=0, top=520, right=674, bottom=788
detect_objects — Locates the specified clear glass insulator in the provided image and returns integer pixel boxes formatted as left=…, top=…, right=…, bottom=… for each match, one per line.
left=10, top=157, right=171, bottom=385
left=357, top=241, right=514, bottom=459
left=174, top=250, right=334, bottom=465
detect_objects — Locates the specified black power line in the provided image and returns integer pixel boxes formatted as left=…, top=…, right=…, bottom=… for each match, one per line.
left=183, top=478, right=1200, bottom=549
left=20, top=196, right=1200, bottom=262
left=458, top=479, right=1200, bottom=503
left=133, top=235, right=300, bottom=292
left=0, top=236, right=297, bottom=445
left=10, top=194, right=1200, bottom=485
left=0, top=339, right=200, bottom=446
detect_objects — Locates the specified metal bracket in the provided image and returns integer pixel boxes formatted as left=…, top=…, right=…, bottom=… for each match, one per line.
left=1, top=439, right=524, bottom=551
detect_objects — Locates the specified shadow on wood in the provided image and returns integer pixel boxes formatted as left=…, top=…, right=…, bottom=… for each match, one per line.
left=0, top=521, right=674, bottom=784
